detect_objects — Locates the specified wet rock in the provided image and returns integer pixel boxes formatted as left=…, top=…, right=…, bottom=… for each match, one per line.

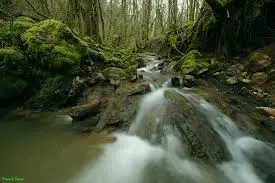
left=132, top=89, right=229, bottom=163
left=95, top=95, right=140, bottom=131
left=116, top=81, right=150, bottom=96
left=136, top=57, right=146, bottom=68
left=59, top=100, right=100, bottom=120
left=251, top=72, right=268, bottom=85
left=171, top=77, right=180, bottom=87
left=157, top=62, right=164, bottom=70
left=183, top=75, right=195, bottom=87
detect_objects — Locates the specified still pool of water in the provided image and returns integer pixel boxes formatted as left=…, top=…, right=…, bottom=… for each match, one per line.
left=0, top=117, right=111, bottom=183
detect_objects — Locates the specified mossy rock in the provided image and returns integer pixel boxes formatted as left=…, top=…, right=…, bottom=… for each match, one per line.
left=13, top=17, right=36, bottom=31
left=126, top=65, right=137, bottom=79
left=180, top=50, right=209, bottom=74
left=102, top=67, right=128, bottom=80
left=0, top=77, right=27, bottom=100
left=21, top=19, right=87, bottom=74
left=0, top=47, right=24, bottom=63
left=246, top=51, right=272, bottom=72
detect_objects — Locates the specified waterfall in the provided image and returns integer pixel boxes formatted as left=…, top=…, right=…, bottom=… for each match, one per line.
left=68, top=56, right=275, bottom=183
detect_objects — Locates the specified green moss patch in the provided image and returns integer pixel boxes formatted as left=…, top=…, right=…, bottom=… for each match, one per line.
left=180, top=50, right=209, bottom=74
left=102, top=67, right=128, bottom=80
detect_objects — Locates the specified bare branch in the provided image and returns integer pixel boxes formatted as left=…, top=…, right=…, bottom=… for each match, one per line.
left=23, top=0, right=49, bottom=19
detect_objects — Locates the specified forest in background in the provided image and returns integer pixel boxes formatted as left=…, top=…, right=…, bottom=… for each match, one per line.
left=1, top=0, right=204, bottom=49
left=0, top=0, right=274, bottom=110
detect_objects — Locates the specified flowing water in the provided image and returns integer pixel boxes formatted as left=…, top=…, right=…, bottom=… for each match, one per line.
left=1, top=55, right=275, bottom=183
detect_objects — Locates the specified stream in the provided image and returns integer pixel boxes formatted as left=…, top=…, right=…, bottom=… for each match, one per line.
left=1, top=54, right=274, bottom=183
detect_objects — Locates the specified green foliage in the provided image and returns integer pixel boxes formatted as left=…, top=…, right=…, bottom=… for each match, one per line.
left=180, top=50, right=209, bottom=74
left=166, top=22, right=195, bottom=53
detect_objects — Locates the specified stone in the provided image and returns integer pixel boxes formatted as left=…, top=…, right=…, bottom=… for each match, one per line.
left=183, top=75, right=195, bottom=87
left=180, top=50, right=209, bottom=75
left=256, top=107, right=275, bottom=117
left=241, top=78, right=251, bottom=83
left=171, top=77, right=180, bottom=87
left=157, top=62, right=164, bottom=70
left=247, top=51, right=272, bottom=72
left=59, top=100, right=100, bottom=120
left=132, top=89, right=229, bottom=163
left=251, top=72, right=268, bottom=85
left=226, top=77, right=238, bottom=85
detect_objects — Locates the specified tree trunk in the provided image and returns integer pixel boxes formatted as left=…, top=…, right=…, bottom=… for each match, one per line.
left=177, top=0, right=275, bottom=56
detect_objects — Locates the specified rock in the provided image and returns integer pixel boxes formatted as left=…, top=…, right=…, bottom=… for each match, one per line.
left=136, top=57, right=146, bottom=68
left=102, top=67, right=127, bottom=80
left=251, top=72, right=268, bottom=85
left=95, top=95, right=140, bottom=131
left=242, top=72, right=248, bottom=77
left=180, top=50, right=209, bottom=75
left=256, top=107, right=275, bottom=117
left=157, top=62, right=164, bottom=70
left=59, top=100, right=100, bottom=120
left=86, top=77, right=98, bottom=86
left=126, top=65, right=138, bottom=82
left=225, top=64, right=244, bottom=76
left=226, top=77, right=238, bottom=85
left=247, top=51, right=272, bottom=72
left=132, top=89, right=229, bottom=163
left=171, top=77, right=180, bottom=87
left=116, top=81, right=150, bottom=96
left=183, top=75, right=195, bottom=87
left=241, top=78, right=251, bottom=83
left=109, top=79, right=120, bottom=89
left=96, top=72, right=108, bottom=82
left=197, top=68, right=209, bottom=75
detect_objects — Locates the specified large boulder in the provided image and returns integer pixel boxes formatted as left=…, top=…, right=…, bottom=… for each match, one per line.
left=0, top=17, right=107, bottom=108
left=130, top=89, right=229, bottom=163
left=21, top=19, right=87, bottom=74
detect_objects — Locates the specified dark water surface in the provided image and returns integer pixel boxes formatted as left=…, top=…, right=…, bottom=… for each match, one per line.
left=0, top=117, right=111, bottom=183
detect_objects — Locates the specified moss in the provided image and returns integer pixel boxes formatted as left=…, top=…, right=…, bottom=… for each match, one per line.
left=21, top=19, right=86, bottom=74
left=13, top=16, right=36, bottom=31
left=102, top=67, right=128, bottom=80
left=247, top=51, right=270, bottom=62
left=180, top=50, right=209, bottom=74
left=0, top=77, right=27, bottom=100
left=126, top=65, right=137, bottom=78
left=0, top=46, right=24, bottom=62
left=0, top=47, right=24, bottom=70
left=33, top=75, right=69, bottom=106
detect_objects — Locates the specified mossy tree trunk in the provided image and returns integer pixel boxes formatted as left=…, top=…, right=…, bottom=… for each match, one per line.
left=179, top=0, right=275, bottom=56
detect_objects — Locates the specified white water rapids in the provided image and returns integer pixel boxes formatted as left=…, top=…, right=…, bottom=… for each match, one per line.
left=68, top=56, right=275, bottom=183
